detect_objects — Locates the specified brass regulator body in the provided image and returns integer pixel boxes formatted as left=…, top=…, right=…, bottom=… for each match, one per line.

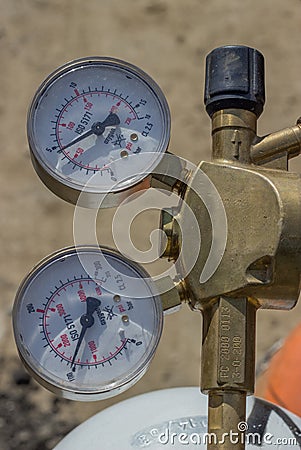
left=161, top=46, right=301, bottom=449
left=183, top=109, right=301, bottom=311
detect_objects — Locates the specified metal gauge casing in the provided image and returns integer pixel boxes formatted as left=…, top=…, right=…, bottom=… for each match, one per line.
left=27, top=57, right=171, bottom=208
left=13, top=246, right=163, bottom=401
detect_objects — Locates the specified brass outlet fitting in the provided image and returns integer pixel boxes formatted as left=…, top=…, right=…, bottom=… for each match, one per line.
left=159, top=208, right=180, bottom=261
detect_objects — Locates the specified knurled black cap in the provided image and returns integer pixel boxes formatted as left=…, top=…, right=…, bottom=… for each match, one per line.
left=204, top=45, right=265, bottom=118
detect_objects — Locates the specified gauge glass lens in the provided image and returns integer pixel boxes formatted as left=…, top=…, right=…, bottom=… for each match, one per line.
left=13, top=247, right=163, bottom=398
left=28, top=58, right=170, bottom=194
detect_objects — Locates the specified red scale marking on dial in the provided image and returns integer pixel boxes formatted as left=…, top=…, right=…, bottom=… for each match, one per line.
left=97, top=341, right=127, bottom=364
left=43, top=278, right=103, bottom=364
left=56, top=91, right=138, bottom=171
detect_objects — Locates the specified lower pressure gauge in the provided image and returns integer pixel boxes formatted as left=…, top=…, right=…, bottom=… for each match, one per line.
left=27, top=57, right=170, bottom=207
left=13, top=246, right=163, bottom=401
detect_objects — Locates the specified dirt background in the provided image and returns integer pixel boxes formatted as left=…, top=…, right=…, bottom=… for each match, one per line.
left=1, top=0, right=301, bottom=448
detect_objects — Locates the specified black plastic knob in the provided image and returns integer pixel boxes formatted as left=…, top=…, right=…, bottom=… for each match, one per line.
left=204, top=45, right=265, bottom=118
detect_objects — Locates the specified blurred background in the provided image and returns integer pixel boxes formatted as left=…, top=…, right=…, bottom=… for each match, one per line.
left=1, top=0, right=301, bottom=448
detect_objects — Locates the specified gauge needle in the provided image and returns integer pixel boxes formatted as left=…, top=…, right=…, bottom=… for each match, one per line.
left=62, top=113, right=120, bottom=151
left=71, top=296, right=101, bottom=371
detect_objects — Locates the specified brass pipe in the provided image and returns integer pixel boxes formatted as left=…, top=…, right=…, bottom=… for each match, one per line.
left=201, top=297, right=256, bottom=394
left=251, top=123, right=301, bottom=164
left=208, top=391, right=246, bottom=449
left=201, top=297, right=257, bottom=450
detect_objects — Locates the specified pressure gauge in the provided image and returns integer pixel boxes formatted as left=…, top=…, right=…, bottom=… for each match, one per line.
left=27, top=57, right=170, bottom=207
left=13, top=246, right=163, bottom=401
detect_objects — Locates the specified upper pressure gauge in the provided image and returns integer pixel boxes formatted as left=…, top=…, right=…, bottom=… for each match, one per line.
left=27, top=57, right=170, bottom=207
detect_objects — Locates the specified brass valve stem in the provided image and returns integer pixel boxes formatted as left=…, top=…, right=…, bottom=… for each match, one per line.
left=211, top=109, right=257, bottom=164
left=202, top=297, right=257, bottom=449
left=208, top=391, right=246, bottom=450
left=202, top=110, right=258, bottom=449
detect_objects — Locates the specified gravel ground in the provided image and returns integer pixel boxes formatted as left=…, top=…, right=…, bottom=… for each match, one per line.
left=0, top=358, right=77, bottom=450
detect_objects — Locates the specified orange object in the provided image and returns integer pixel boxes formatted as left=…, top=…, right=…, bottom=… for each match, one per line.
left=256, top=323, right=301, bottom=417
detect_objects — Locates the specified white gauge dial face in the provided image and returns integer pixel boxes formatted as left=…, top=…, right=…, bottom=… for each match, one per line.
left=28, top=58, right=170, bottom=193
left=13, top=247, right=163, bottom=400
